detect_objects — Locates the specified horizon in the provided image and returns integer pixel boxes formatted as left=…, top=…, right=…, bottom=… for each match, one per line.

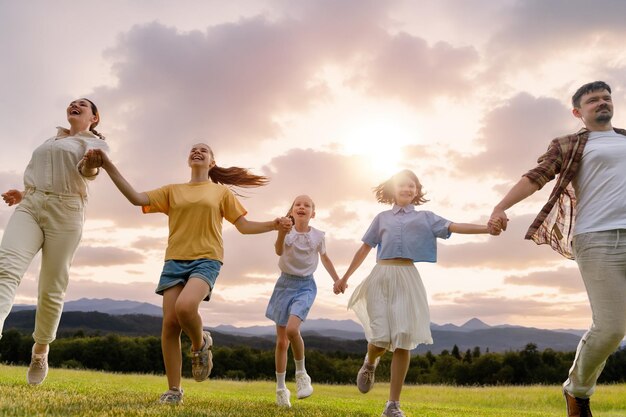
left=3, top=1, right=626, bottom=331
left=11, top=297, right=584, bottom=331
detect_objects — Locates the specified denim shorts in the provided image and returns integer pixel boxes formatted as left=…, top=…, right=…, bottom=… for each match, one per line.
left=156, top=259, right=222, bottom=301
left=265, top=272, right=317, bottom=326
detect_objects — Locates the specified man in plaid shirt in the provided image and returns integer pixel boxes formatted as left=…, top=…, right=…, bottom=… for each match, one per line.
left=490, top=81, right=626, bottom=417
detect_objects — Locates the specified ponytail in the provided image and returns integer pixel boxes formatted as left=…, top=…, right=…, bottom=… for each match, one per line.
left=90, top=128, right=105, bottom=140
left=209, top=165, right=269, bottom=193
left=82, top=98, right=105, bottom=140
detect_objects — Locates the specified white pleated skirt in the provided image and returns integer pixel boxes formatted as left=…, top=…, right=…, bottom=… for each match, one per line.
left=348, top=259, right=432, bottom=351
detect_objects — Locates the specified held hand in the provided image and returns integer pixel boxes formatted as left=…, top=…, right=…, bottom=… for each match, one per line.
left=333, top=278, right=348, bottom=295
left=489, top=208, right=509, bottom=234
left=277, top=216, right=293, bottom=232
left=488, top=218, right=503, bottom=236
left=1, top=189, right=23, bottom=206
left=82, top=149, right=107, bottom=170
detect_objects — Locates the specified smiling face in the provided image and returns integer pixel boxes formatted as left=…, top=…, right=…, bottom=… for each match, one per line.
left=188, top=143, right=215, bottom=170
left=288, top=195, right=315, bottom=226
left=573, top=89, right=613, bottom=127
left=66, top=98, right=99, bottom=130
left=393, top=173, right=418, bottom=206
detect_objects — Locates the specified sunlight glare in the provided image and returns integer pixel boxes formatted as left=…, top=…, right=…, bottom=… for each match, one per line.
left=339, top=115, right=420, bottom=178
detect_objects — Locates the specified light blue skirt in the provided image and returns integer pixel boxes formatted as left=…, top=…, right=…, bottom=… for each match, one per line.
left=265, top=272, right=317, bottom=326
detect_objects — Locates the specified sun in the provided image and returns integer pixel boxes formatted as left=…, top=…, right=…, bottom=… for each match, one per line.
left=338, top=114, right=420, bottom=178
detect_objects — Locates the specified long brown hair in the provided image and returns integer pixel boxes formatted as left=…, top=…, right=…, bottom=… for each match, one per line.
left=373, top=169, right=428, bottom=205
left=205, top=146, right=269, bottom=191
left=82, top=98, right=105, bottom=140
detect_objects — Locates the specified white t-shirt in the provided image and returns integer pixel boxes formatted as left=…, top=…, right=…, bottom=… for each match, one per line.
left=573, top=130, right=626, bottom=235
left=278, top=226, right=326, bottom=277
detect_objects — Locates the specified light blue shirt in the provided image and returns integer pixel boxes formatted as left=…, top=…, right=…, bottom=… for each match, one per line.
left=362, top=204, right=451, bottom=263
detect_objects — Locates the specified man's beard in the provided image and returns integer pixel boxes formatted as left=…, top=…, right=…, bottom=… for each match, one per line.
left=595, top=107, right=613, bottom=123
left=596, top=111, right=613, bottom=123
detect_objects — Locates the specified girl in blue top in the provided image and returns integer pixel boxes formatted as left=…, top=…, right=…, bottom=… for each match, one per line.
left=334, top=169, right=500, bottom=417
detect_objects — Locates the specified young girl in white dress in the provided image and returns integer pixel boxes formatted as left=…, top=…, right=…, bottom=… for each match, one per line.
left=334, top=169, right=499, bottom=417
left=266, top=194, right=341, bottom=408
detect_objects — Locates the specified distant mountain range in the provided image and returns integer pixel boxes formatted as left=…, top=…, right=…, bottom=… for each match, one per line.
left=6, top=298, right=589, bottom=354
left=11, top=298, right=162, bottom=317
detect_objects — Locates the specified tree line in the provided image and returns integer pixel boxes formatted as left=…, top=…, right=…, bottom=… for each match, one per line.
left=1, top=329, right=626, bottom=385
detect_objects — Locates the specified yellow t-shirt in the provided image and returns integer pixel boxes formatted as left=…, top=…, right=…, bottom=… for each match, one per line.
left=142, top=181, right=247, bottom=262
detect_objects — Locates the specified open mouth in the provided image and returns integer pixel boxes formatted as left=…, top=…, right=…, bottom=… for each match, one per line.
left=69, top=108, right=81, bottom=115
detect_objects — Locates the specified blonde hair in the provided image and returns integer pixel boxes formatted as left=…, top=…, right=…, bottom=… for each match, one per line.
left=286, top=195, right=316, bottom=216
left=373, top=169, right=428, bottom=205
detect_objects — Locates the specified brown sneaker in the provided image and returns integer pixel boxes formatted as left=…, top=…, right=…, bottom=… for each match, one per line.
left=191, top=331, right=213, bottom=382
left=564, top=389, right=593, bottom=417
left=27, top=345, right=49, bottom=385
left=356, top=355, right=379, bottom=393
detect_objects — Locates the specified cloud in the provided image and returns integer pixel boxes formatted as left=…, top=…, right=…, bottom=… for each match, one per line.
left=453, top=93, right=574, bottom=180
left=438, top=213, right=569, bottom=269
left=258, top=148, right=374, bottom=210
left=130, top=235, right=168, bottom=252
left=73, top=246, right=146, bottom=267
left=363, top=32, right=479, bottom=105
left=485, top=0, right=626, bottom=64
left=503, top=266, right=585, bottom=294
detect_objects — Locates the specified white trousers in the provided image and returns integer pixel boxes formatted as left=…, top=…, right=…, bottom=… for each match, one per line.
left=0, top=189, right=84, bottom=344
left=565, top=229, right=626, bottom=398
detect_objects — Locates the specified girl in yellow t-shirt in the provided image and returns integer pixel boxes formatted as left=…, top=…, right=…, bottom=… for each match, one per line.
left=84, top=143, right=291, bottom=405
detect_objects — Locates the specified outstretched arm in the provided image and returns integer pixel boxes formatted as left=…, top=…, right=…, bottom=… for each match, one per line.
left=334, top=243, right=372, bottom=294
left=490, top=176, right=540, bottom=232
left=320, top=252, right=340, bottom=283
left=449, top=222, right=491, bottom=234
left=235, top=216, right=292, bottom=235
left=85, top=149, right=150, bottom=206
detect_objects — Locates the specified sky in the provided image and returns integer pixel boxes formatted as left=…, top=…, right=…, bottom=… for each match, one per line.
left=1, top=0, right=625, bottom=330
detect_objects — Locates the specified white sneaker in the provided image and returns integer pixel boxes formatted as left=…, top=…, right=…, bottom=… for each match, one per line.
left=27, top=345, right=49, bottom=385
left=276, top=388, right=291, bottom=408
left=295, top=372, right=313, bottom=399
left=159, top=387, right=184, bottom=404
left=381, top=401, right=406, bottom=417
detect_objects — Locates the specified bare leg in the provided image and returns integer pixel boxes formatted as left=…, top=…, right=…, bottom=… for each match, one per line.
left=285, top=315, right=304, bottom=361
left=367, top=343, right=386, bottom=365
left=275, top=325, right=290, bottom=373
left=389, top=348, right=410, bottom=401
left=162, top=285, right=183, bottom=390
left=175, top=278, right=211, bottom=350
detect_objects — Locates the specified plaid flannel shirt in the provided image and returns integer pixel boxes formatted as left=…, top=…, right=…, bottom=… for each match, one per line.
left=523, top=127, right=626, bottom=259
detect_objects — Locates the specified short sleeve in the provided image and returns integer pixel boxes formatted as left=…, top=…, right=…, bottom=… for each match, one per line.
left=428, top=211, right=451, bottom=239
left=362, top=214, right=381, bottom=248
left=220, top=188, right=247, bottom=224
left=317, top=230, right=326, bottom=255
left=85, top=137, right=110, bottom=153
left=142, top=185, right=171, bottom=214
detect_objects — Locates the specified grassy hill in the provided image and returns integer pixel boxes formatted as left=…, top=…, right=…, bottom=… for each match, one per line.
left=1, top=364, right=625, bottom=416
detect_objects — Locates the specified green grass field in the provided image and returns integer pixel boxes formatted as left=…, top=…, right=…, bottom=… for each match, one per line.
left=1, top=365, right=625, bottom=416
